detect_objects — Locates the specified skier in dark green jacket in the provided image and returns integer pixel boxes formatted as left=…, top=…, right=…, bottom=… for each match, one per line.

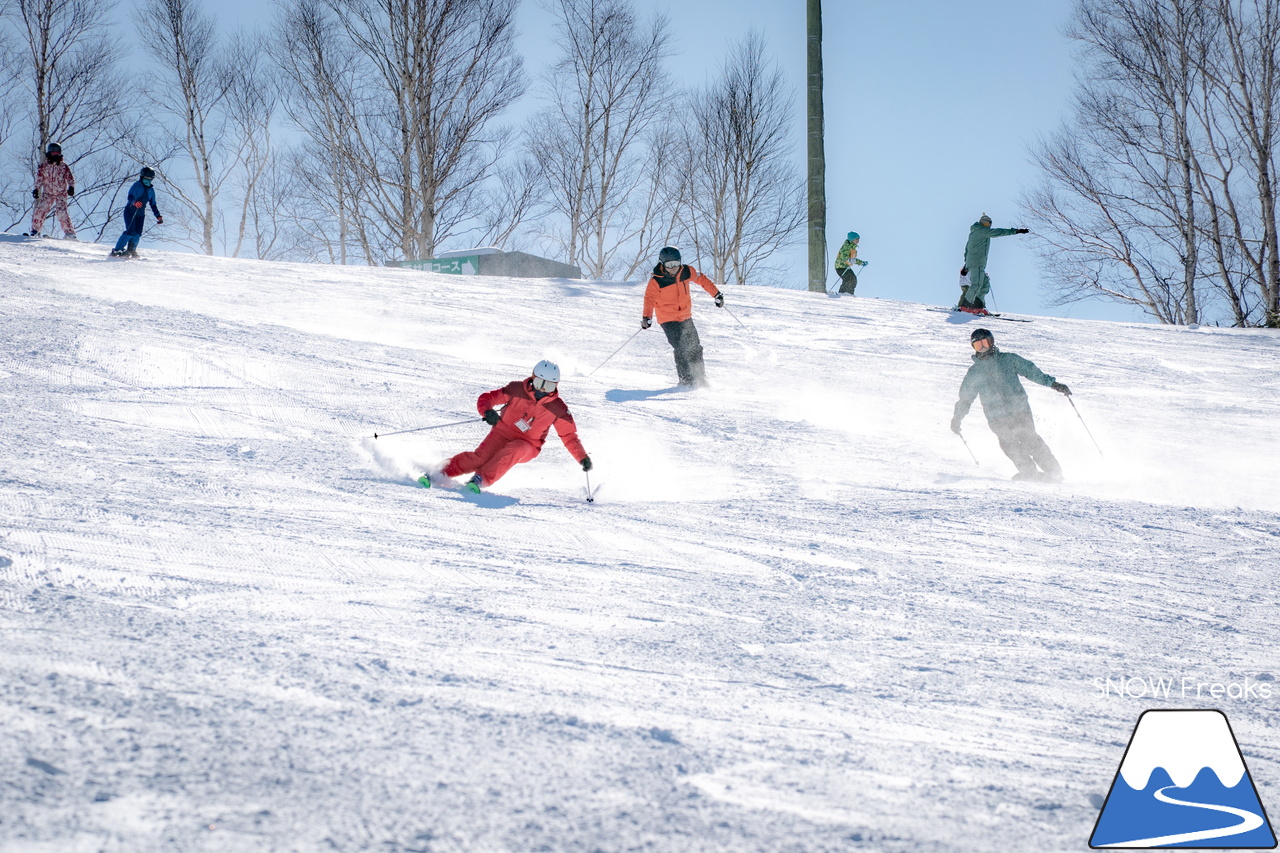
left=950, top=328, right=1072, bottom=481
left=958, top=214, right=1028, bottom=314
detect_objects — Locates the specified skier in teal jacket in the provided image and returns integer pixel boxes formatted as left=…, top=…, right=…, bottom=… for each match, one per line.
left=950, top=328, right=1071, bottom=481
left=958, top=214, right=1028, bottom=313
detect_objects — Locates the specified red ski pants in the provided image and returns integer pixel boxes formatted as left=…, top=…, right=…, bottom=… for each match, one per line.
left=32, top=195, right=75, bottom=237
left=442, top=430, right=538, bottom=486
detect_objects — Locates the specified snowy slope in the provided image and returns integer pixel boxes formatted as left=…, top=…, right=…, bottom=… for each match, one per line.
left=1, top=234, right=1277, bottom=853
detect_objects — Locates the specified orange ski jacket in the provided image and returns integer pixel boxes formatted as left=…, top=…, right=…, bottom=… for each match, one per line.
left=475, top=379, right=587, bottom=462
left=643, top=263, right=720, bottom=324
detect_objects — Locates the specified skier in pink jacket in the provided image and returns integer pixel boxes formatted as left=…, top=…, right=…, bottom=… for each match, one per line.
left=28, top=143, right=77, bottom=240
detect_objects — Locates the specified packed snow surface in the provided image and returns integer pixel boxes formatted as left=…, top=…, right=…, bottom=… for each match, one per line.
left=1, top=235, right=1278, bottom=852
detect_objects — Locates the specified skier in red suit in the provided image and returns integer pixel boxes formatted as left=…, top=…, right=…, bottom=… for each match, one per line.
left=421, top=360, right=592, bottom=493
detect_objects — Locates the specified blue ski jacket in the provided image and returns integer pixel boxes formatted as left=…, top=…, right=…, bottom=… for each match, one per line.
left=123, top=180, right=160, bottom=229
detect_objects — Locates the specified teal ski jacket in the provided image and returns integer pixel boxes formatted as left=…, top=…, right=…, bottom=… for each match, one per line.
left=953, top=347, right=1057, bottom=424
left=963, top=222, right=1019, bottom=273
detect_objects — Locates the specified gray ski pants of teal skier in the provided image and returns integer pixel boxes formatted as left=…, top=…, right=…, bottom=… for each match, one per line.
left=961, top=268, right=991, bottom=308
left=661, top=319, right=707, bottom=387
left=989, top=413, right=1061, bottom=478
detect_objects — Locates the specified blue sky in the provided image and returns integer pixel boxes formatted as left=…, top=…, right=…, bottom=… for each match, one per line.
left=215, top=0, right=1141, bottom=321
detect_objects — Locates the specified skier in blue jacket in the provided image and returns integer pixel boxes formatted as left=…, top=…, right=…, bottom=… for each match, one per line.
left=110, top=167, right=163, bottom=257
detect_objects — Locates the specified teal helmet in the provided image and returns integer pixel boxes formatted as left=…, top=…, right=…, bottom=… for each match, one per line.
left=847, top=231, right=859, bottom=241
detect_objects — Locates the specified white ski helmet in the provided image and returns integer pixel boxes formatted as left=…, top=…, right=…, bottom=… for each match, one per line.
left=532, top=359, right=560, bottom=392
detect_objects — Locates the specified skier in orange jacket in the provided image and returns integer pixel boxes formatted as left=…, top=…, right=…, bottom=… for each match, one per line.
left=421, top=360, right=591, bottom=493
left=641, top=246, right=724, bottom=387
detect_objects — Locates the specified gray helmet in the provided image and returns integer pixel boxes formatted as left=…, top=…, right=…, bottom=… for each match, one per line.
left=46, top=142, right=62, bottom=155
left=970, top=328, right=994, bottom=345
left=658, top=246, right=681, bottom=264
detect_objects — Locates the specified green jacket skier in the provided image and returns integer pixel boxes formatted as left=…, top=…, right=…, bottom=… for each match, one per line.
left=958, top=214, right=1027, bottom=313
left=834, top=231, right=869, bottom=295
left=950, top=328, right=1071, bottom=481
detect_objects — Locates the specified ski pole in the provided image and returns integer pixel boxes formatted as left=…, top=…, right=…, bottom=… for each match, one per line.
left=957, top=432, right=979, bottom=465
left=585, top=469, right=594, bottom=503
left=720, top=304, right=747, bottom=328
left=587, top=328, right=643, bottom=377
left=372, top=418, right=475, bottom=439
left=1067, top=396, right=1104, bottom=456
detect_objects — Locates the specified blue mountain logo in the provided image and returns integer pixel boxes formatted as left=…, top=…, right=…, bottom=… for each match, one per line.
left=1091, top=710, right=1276, bottom=849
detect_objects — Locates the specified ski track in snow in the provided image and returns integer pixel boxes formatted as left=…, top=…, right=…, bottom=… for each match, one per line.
left=1, top=235, right=1278, bottom=852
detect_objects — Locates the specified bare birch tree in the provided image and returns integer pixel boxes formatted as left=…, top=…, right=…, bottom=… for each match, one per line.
left=274, top=0, right=524, bottom=264
left=139, top=0, right=239, bottom=254
left=223, top=30, right=282, bottom=259
left=680, top=32, right=803, bottom=286
left=272, top=0, right=369, bottom=264
left=529, top=0, right=672, bottom=278
left=0, top=17, right=23, bottom=227
left=1196, top=0, right=1280, bottom=327
left=1023, top=0, right=1212, bottom=324
left=1026, top=0, right=1280, bottom=327
left=2, top=0, right=132, bottom=235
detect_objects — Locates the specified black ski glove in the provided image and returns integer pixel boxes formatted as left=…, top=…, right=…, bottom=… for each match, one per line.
left=950, top=417, right=962, bottom=435
left=580, top=456, right=593, bottom=472
left=1016, top=228, right=1030, bottom=234
left=714, top=292, right=725, bottom=308
left=482, top=408, right=500, bottom=425
left=1051, top=382, right=1071, bottom=396
left=156, top=214, right=164, bottom=224
left=641, top=317, right=652, bottom=329
left=31, top=189, right=38, bottom=199
left=68, top=186, right=74, bottom=196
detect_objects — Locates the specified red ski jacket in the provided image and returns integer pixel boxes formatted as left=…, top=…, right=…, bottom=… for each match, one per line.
left=475, top=379, right=587, bottom=462
left=643, top=263, right=720, bottom=324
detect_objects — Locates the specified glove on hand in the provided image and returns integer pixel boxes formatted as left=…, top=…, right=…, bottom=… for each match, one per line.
left=950, top=418, right=963, bottom=435
left=32, top=189, right=39, bottom=199
left=1016, top=228, right=1030, bottom=234
left=580, top=456, right=593, bottom=472
left=68, top=186, right=75, bottom=196
left=641, top=316, right=652, bottom=329
left=134, top=200, right=144, bottom=208
left=482, top=408, right=500, bottom=426
left=156, top=215, right=164, bottom=224
left=1051, top=382, right=1071, bottom=396
left=714, top=292, right=725, bottom=308
left=857, top=259, right=869, bottom=267
left=960, top=267, right=968, bottom=276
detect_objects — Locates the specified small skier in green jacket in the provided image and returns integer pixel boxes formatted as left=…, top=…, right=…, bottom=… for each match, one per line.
left=957, top=214, right=1028, bottom=314
left=834, top=231, right=869, bottom=294
left=950, top=328, right=1072, bottom=482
